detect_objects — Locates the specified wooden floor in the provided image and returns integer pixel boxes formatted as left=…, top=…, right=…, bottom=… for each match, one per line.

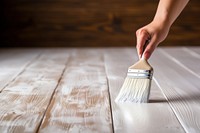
left=0, top=47, right=199, bottom=133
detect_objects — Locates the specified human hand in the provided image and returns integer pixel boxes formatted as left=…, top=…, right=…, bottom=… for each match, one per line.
left=136, top=21, right=170, bottom=60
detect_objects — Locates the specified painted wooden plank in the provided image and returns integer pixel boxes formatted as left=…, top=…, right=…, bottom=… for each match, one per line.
left=162, top=47, right=200, bottom=77
left=0, top=49, right=69, bottom=133
left=39, top=49, right=113, bottom=133
left=0, top=49, right=41, bottom=92
left=150, top=48, right=200, bottom=133
left=188, top=47, right=200, bottom=55
left=104, top=48, right=184, bottom=133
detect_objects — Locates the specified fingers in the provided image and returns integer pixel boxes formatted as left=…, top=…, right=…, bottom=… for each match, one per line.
left=136, top=29, right=151, bottom=59
left=136, top=21, right=170, bottom=60
left=142, top=36, right=157, bottom=60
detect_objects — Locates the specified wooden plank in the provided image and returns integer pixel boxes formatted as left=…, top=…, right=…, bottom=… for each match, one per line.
left=162, top=47, right=200, bottom=77
left=1, top=0, right=200, bottom=47
left=0, top=49, right=40, bottom=92
left=103, top=48, right=184, bottom=133
left=0, top=49, right=69, bottom=132
left=150, top=48, right=200, bottom=133
left=188, top=46, right=200, bottom=55
left=39, top=49, right=113, bottom=133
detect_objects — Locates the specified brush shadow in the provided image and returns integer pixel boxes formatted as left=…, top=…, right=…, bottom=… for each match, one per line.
left=149, top=99, right=166, bottom=103
left=149, top=93, right=200, bottom=103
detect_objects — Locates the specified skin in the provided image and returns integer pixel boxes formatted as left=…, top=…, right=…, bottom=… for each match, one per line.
left=136, top=0, right=189, bottom=60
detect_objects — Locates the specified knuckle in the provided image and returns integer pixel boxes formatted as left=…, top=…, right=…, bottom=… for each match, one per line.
left=136, top=28, right=145, bottom=35
left=136, top=29, right=140, bottom=36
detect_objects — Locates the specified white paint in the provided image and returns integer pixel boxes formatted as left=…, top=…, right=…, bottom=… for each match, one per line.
left=1, top=47, right=199, bottom=132
left=0, top=49, right=69, bottom=133
left=39, top=49, right=113, bottom=133
left=104, top=48, right=185, bottom=133
left=160, top=48, right=200, bottom=79
left=151, top=48, right=200, bottom=132
left=115, top=78, right=151, bottom=103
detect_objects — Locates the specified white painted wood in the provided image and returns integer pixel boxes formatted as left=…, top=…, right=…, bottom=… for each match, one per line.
left=0, top=49, right=40, bottom=92
left=0, top=47, right=199, bottom=133
left=150, top=48, right=200, bottom=133
left=104, top=48, right=184, bottom=133
left=188, top=47, right=200, bottom=55
left=0, top=49, right=69, bottom=133
left=162, top=47, right=200, bottom=77
left=39, top=49, right=113, bottom=133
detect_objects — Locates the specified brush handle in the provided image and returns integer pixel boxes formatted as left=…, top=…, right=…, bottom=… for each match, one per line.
left=129, top=57, right=153, bottom=71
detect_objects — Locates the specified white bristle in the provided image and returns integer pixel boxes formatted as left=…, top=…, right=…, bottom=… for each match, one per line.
left=115, top=77, right=151, bottom=103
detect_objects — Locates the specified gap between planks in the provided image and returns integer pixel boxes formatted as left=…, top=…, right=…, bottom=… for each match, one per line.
left=38, top=49, right=113, bottom=133
left=150, top=47, right=200, bottom=133
left=103, top=55, right=115, bottom=133
left=0, top=49, right=42, bottom=92
left=160, top=48, right=200, bottom=79
left=1, top=47, right=199, bottom=133
left=0, top=49, right=70, bottom=132
left=103, top=48, right=185, bottom=133
left=36, top=53, right=70, bottom=133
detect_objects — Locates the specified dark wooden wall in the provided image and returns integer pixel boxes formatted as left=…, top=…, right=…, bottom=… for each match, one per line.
left=0, top=0, right=200, bottom=47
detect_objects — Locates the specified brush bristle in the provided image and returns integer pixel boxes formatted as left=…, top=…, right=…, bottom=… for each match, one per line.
left=115, top=77, right=151, bottom=103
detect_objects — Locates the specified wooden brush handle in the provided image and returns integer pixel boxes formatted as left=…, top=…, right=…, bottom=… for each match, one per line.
left=128, top=39, right=153, bottom=70
left=129, top=58, right=153, bottom=71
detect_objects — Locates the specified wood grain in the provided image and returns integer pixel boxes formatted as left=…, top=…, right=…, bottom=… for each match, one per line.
left=39, top=49, right=113, bottom=133
left=188, top=47, right=200, bottom=55
left=150, top=48, right=200, bottom=133
left=0, top=47, right=200, bottom=132
left=0, top=49, right=69, bottom=132
left=103, top=48, right=184, bottom=133
left=162, top=47, right=200, bottom=78
left=0, top=49, right=40, bottom=92
left=1, top=0, right=200, bottom=47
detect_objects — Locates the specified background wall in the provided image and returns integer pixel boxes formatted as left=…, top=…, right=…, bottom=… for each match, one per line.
left=0, top=0, right=200, bottom=47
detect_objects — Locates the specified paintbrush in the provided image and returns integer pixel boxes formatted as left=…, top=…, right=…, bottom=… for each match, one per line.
left=115, top=51, right=153, bottom=103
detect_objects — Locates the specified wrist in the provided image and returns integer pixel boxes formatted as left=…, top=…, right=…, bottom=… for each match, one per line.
left=152, top=15, right=171, bottom=30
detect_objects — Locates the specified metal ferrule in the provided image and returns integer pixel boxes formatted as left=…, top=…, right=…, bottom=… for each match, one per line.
left=127, top=69, right=153, bottom=79
left=128, top=69, right=153, bottom=74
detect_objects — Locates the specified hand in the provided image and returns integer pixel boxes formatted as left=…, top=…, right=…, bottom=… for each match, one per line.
left=136, top=20, right=170, bottom=60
